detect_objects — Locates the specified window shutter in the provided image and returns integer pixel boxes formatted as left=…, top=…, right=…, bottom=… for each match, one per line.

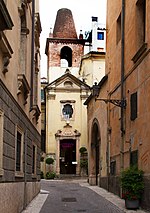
left=130, top=150, right=138, bottom=167
left=130, top=92, right=137, bottom=121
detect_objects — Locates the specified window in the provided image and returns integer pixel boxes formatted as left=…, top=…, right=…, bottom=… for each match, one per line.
left=116, top=13, right=121, bottom=44
left=97, top=32, right=104, bottom=40
left=132, top=0, right=147, bottom=63
left=110, top=160, right=116, bottom=175
left=15, top=127, right=23, bottom=175
left=0, top=110, right=4, bottom=176
left=41, top=89, right=44, bottom=102
left=130, top=92, right=137, bottom=121
left=64, top=81, right=73, bottom=88
left=130, top=150, right=138, bottom=167
left=136, top=0, right=146, bottom=45
left=62, top=104, right=73, bottom=119
left=32, top=144, right=37, bottom=175
left=41, top=130, right=46, bottom=153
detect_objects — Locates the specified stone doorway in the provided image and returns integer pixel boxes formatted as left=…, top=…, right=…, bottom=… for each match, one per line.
left=60, top=139, right=76, bottom=174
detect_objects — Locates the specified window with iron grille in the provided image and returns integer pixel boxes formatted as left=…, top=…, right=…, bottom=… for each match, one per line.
left=32, top=144, right=36, bottom=174
left=16, top=131, right=22, bottom=171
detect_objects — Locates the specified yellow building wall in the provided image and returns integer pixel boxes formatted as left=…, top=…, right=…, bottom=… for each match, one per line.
left=46, top=92, right=88, bottom=155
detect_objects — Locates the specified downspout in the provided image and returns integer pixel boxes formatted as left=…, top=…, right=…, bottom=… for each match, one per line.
left=30, top=0, right=35, bottom=109
left=120, top=0, right=125, bottom=171
left=23, top=130, right=27, bottom=210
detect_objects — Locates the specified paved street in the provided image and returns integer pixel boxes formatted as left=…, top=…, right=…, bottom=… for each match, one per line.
left=40, top=179, right=124, bottom=213
left=22, top=179, right=148, bottom=213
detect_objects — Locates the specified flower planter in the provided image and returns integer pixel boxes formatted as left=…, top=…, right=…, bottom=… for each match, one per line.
left=125, top=199, right=139, bottom=210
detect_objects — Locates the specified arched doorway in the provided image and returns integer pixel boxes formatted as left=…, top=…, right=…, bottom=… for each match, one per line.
left=90, top=119, right=101, bottom=185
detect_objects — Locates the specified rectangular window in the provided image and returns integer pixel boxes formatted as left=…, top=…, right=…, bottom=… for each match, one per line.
left=0, top=110, right=4, bottom=176
left=32, top=143, right=37, bottom=175
left=136, top=0, right=146, bottom=45
left=16, top=131, right=22, bottom=171
left=41, top=130, right=46, bottom=153
left=130, top=150, right=138, bottom=167
left=41, top=89, right=44, bottom=102
left=130, top=92, right=137, bottom=121
left=116, top=13, right=121, bottom=44
left=97, top=32, right=104, bottom=40
left=110, top=160, right=116, bottom=175
left=15, top=127, right=24, bottom=176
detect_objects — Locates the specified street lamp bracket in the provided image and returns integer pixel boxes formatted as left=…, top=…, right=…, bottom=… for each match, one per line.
left=95, top=98, right=126, bottom=108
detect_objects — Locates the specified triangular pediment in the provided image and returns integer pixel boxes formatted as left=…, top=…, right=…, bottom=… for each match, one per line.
left=46, top=72, right=90, bottom=91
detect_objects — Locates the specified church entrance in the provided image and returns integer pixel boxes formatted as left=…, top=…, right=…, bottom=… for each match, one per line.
left=60, top=139, right=76, bottom=174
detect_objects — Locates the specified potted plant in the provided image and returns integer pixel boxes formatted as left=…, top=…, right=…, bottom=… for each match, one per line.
left=80, top=159, right=88, bottom=176
left=46, top=171, right=56, bottom=179
left=120, top=166, right=144, bottom=210
left=79, top=147, right=87, bottom=155
left=45, top=157, right=54, bottom=165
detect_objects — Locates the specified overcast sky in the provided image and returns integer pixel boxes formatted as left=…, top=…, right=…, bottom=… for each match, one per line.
left=39, top=0, right=107, bottom=77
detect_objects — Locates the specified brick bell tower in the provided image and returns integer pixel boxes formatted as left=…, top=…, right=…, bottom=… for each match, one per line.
left=45, top=8, right=85, bottom=83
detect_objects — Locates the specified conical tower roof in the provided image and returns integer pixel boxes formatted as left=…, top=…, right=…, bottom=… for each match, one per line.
left=53, top=8, right=77, bottom=39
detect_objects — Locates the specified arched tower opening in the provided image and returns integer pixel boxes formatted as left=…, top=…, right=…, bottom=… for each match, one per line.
left=60, top=46, right=72, bottom=67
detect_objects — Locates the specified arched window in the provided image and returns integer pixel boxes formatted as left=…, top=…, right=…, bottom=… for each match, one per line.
left=60, top=46, right=72, bottom=67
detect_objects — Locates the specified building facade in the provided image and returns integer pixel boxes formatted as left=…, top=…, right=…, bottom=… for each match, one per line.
left=41, top=8, right=91, bottom=176
left=79, top=51, right=105, bottom=86
left=86, top=0, right=150, bottom=211
left=44, top=70, right=90, bottom=175
left=0, top=0, right=41, bottom=212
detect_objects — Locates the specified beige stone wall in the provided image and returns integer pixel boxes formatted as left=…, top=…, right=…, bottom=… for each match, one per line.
left=0, top=181, right=40, bottom=213
left=79, top=53, right=105, bottom=86
left=0, top=0, right=41, bottom=132
left=0, top=0, right=41, bottom=212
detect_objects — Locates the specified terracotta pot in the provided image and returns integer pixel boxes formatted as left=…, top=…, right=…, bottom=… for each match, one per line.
left=125, top=199, right=139, bottom=210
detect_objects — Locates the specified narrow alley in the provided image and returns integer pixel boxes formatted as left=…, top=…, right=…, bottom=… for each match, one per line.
left=22, top=179, right=147, bottom=213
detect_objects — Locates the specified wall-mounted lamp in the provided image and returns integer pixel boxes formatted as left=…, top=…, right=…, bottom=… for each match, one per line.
left=92, top=83, right=127, bottom=108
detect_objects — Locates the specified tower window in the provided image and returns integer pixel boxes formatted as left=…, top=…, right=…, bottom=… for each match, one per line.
left=60, top=46, right=72, bottom=67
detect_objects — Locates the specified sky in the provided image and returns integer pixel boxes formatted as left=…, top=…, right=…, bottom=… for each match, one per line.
left=39, top=0, right=107, bottom=77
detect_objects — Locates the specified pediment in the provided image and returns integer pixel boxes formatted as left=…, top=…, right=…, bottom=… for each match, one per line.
left=47, top=73, right=90, bottom=91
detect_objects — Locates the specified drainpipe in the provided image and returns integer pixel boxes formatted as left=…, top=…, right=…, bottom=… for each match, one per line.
left=23, top=130, right=27, bottom=210
left=30, top=0, right=35, bottom=109
left=120, top=0, right=125, bottom=171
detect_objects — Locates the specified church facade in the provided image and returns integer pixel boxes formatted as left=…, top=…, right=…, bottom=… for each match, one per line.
left=42, top=8, right=90, bottom=176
